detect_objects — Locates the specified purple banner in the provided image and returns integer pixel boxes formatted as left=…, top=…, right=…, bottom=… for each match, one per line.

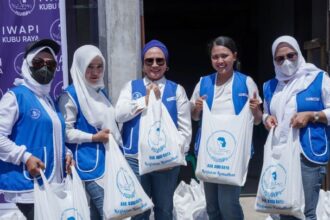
left=0, top=0, right=65, bottom=101
left=0, top=0, right=67, bottom=204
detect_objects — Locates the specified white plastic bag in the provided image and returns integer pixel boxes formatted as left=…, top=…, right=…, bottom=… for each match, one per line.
left=34, top=166, right=90, bottom=220
left=316, top=189, right=330, bottom=220
left=195, top=100, right=253, bottom=186
left=255, top=127, right=305, bottom=219
left=103, top=135, right=153, bottom=219
left=173, top=179, right=208, bottom=220
left=138, top=90, right=186, bottom=175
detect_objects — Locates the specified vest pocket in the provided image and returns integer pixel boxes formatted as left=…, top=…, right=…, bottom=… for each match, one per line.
left=75, top=143, right=100, bottom=172
left=23, top=146, right=47, bottom=180
left=307, top=126, right=328, bottom=156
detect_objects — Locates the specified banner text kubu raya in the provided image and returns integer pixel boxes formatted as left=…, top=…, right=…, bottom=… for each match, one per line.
left=0, top=0, right=67, bottom=101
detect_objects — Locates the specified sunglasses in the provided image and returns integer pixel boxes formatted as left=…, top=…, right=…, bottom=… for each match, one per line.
left=144, top=58, right=166, bottom=66
left=31, top=58, right=57, bottom=72
left=274, top=52, right=297, bottom=64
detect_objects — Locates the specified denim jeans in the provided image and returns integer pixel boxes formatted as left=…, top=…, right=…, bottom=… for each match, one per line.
left=203, top=182, right=244, bottom=220
left=85, top=180, right=104, bottom=220
left=127, top=158, right=180, bottom=220
left=280, top=155, right=326, bottom=220
left=16, top=203, right=34, bottom=220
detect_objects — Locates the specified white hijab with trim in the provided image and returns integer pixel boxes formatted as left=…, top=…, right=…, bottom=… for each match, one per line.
left=70, top=45, right=122, bottom=144
left=14, top=46, right=56, bottom=97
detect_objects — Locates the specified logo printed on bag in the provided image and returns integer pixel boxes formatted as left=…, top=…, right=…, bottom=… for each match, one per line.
left=261, top=164, right=287, bottom=198
left=30, top=108, right=41, bottom=119
left=206, top=130, right=236, bottom=162
left=9, top=0, right=36, bottom=16
left=132, top=92, right=142, bottom=100
left=148, top=121, right=166, bottom=153
left=60, top=208, right=83, bottom=220
left=116, top=167, right=135, bottom=198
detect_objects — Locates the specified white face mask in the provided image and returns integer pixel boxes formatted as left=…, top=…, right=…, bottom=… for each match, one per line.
left=277, top=59, right=298, bottom=76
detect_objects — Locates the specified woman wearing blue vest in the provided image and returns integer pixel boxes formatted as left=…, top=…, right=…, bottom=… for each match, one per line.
left=116, top=39, right=192, bottom=220
left=190, top=36, right=263, bottom=220
left=0, top=39, right=73, bottom=220
left=58, top=45, right=122, bottom=220
left=263, top=35, right=330, bottom=220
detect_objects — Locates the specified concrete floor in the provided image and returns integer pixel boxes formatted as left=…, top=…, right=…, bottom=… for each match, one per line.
left=240, top=196, right=269, bottom=220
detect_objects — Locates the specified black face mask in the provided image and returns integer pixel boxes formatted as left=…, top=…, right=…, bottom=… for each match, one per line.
left=30, top=66, right=55, bottom=85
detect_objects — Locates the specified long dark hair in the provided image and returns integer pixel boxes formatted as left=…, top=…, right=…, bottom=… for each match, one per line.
left=208, top=36, right=240, bottom=70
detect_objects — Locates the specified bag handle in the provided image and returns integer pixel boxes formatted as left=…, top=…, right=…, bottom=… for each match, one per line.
left=34, top=170, right=51, bottom=191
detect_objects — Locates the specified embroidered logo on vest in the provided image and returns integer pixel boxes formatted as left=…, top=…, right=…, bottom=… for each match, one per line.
left=305, top=97, right=320, bottom=102
left=30, top=108, right=41, bottom=119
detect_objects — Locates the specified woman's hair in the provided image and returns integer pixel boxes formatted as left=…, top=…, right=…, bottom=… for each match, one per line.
left=208, top=36, right=238, bottom=56
left=208, top=36, right=240, bottom=70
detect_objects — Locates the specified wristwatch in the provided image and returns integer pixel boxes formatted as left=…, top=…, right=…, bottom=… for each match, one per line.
left=313, top=112, right=320, bottom=123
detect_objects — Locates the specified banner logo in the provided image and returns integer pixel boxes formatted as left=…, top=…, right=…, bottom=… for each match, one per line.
left=50, top=19, right=61, bottom=43
left=52, top=80, right=63, bottom=100
left=261, top=164, right=287, bottom=198
left=60, top=208, right=83, bottom=220
left=148, top=121, right=166, bottom=153
left=14, top=52, right=24, bottom=75
left=9, top=0, right=35, bottom=16
left=206, top=130, right=236, bottom=162
left=116, top=167, right=135, bottom=199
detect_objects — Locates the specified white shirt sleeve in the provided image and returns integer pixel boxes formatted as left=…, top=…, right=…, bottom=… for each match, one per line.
left=58, top=93, right=93, bottom=144
left=176, top=85, right=192, bottom=154
left=115, top=81, right=146, bottom=123
left=321, top=73, right=330, bottom=125
left=0, top=92, right=31, bottom=165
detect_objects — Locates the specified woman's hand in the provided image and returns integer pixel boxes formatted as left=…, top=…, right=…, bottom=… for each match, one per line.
left=26, top=155, right=45, bottom=176
left=290, top=112, right=313, bottom=128
left=191, top=95, right=206, bottom=121
left=65, top=155, right=75, bottom=174
left=92, top=128, right=110, bottom=143
left=264, top=115, right=278, bottom=130
left=249, top=91, right=262, bottom=124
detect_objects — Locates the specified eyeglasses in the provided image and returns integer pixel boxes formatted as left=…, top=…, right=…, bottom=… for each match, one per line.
left=274, top=52, right=297, bottom=64
left=31, top=58, right=57, bottom=72
left=144, top=58, right=166, bottom=66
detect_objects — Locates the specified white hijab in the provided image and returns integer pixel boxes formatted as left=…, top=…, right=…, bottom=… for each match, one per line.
left=70, top=45, right=122, bottom=144
left=272, top=35, right=321, bottom=82
left=14, top=46, right=56, bottom=97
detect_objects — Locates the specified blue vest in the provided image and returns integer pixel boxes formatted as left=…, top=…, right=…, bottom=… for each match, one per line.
left=65, top=85, right=105, bottom=181
left=263, top=72, right=329, bottom=164
left=194, top=71, right=249, bottom=154
left=0, top=85, right=65, bottom=191
left=121, top=79, right=178, bottom=156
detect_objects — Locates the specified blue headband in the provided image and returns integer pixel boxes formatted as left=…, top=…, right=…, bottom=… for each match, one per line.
left=142, top=40, right=169, bottom=62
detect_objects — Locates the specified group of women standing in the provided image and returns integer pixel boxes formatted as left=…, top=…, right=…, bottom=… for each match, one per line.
left=0, top=34, right=328, bottom=220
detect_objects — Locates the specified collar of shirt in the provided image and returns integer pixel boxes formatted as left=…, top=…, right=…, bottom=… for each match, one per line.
left=143, top=76, right=166, bottom=89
